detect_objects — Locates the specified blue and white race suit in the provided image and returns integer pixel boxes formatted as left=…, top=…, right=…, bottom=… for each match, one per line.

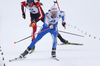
left=29, top=10, right=66, bottom=49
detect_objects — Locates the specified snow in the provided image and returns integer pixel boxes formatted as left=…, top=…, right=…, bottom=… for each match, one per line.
left=0, top=46, right=3, bottom=66
left=0, top=0, right=100, bottom=66
left=0, top=56, right=3, bottom=66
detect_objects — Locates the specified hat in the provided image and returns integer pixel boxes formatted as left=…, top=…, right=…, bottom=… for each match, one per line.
left=27, top=0, right=33, bottom=3
left=50, top=5, right=58, bottom=11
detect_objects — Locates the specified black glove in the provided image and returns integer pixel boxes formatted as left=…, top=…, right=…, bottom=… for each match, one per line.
left=62, top=22, right=66, bottom=28
left=22, top=12, right=26, bottom=19
left=22, top=9, right=26, bottom=19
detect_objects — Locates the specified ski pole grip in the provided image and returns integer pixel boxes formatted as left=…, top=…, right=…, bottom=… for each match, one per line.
left=54, top=1, right=57, bottom=3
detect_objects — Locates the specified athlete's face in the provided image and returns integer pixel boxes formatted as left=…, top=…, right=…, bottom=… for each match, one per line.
left=51, top=11, right=57, bottom=18
left=28, top=2, right=33, bottom=7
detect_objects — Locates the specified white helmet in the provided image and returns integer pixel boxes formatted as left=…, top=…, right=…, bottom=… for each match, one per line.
left=50, top=5, right=58, bottom=12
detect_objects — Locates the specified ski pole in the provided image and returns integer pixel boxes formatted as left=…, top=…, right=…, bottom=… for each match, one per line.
left=54, top=0, right=67, bottom=29
left=37, top=26, right=84, bottom=37
left=58, top=30, right=84, bottom=37
left=54, top=0, right=60, bottom=10
left=56, top=0, right=60, bottom=10
left=14, top=28, right=50, bottom=44
left=53, top=1, right=83, bottom=37
left=14, top=35, right=32, bottom=44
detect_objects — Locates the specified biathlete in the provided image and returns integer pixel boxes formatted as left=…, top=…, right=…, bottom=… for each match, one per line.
left=20, top=5, right=67, bottom=58
left=21, top=0, right=68, bottom=53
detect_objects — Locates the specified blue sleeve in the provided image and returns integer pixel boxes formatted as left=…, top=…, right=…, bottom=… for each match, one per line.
left=59, top=11, right=65, bottom=22
left=44, top=13, right=48, bottom=24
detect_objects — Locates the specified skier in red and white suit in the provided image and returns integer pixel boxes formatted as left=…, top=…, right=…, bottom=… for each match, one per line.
left=21, top=0, right=44, bottom=41
left=21, top=0, right=68, bottom=52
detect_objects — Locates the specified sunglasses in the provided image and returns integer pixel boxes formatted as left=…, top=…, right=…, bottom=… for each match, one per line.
left=51, top=12, right=57, bottom=14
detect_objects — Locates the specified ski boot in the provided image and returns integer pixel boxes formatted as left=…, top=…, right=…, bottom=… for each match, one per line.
left=29, top=46, right=35, bottom=54
left=51, top=48, right=56, bottom=58
left=19, top=47, right=31, bottom=58
left=64, top=40, right=69, bottom=44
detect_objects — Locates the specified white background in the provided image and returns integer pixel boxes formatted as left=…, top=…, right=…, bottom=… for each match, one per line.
left=0, top=0, right=100, bottom=66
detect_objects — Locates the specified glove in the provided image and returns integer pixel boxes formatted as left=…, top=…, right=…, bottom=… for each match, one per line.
left=49, top=24, right=54, bottom=29
left=30, top=21, right=36, bottom=27
left=22, top=12, right=26, bottom=19
left=62, top=22, right=66, bottom=28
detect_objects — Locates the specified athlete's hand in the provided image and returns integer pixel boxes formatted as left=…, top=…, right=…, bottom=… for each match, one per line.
left=30, top=21, right=36, bottom=27
left=49, top=24, right=54, bottom=29
left=62, top=22, right=66, bottom=29
left=22, top=12, right=26, bottom=19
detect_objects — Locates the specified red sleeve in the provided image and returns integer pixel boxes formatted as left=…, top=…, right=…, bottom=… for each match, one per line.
left=21, top=1, right=26, bottom=10
left=35, top=2, right=44, bottom=20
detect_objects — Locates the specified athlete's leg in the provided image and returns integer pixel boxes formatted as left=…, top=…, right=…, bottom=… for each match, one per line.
left=20, top=26, right=49, bottom=58
left=41, top=12, right=45, bottom=23
left=29, top=26, right=49, bottom=49
left=50, top=29, right=58, bottom=57
left=57, top=32, right=68, bottom=44
left=30, top=13, right=39, bottom=52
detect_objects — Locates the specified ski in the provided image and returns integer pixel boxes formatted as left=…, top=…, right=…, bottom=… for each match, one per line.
left=9, top=57, right=25, bottom=62
left=51, top=57, right=59, bottom=61
left=58, top=42, right=83, bottom=46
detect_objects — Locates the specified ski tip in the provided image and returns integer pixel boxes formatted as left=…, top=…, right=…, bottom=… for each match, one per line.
left=51, top=57, right=59, bottom=61
left=9, top=60, right=11, bottom=62
left=15, top=58, right=17, bottom=60
left=14, top=42, right=16, bottom=44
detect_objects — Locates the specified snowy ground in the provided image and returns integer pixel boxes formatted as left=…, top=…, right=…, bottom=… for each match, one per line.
left=0, top=0, right=100, bottom=66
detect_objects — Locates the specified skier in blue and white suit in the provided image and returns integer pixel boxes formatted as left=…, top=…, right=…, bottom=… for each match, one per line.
left=20, top=5, right=66, bottom=58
